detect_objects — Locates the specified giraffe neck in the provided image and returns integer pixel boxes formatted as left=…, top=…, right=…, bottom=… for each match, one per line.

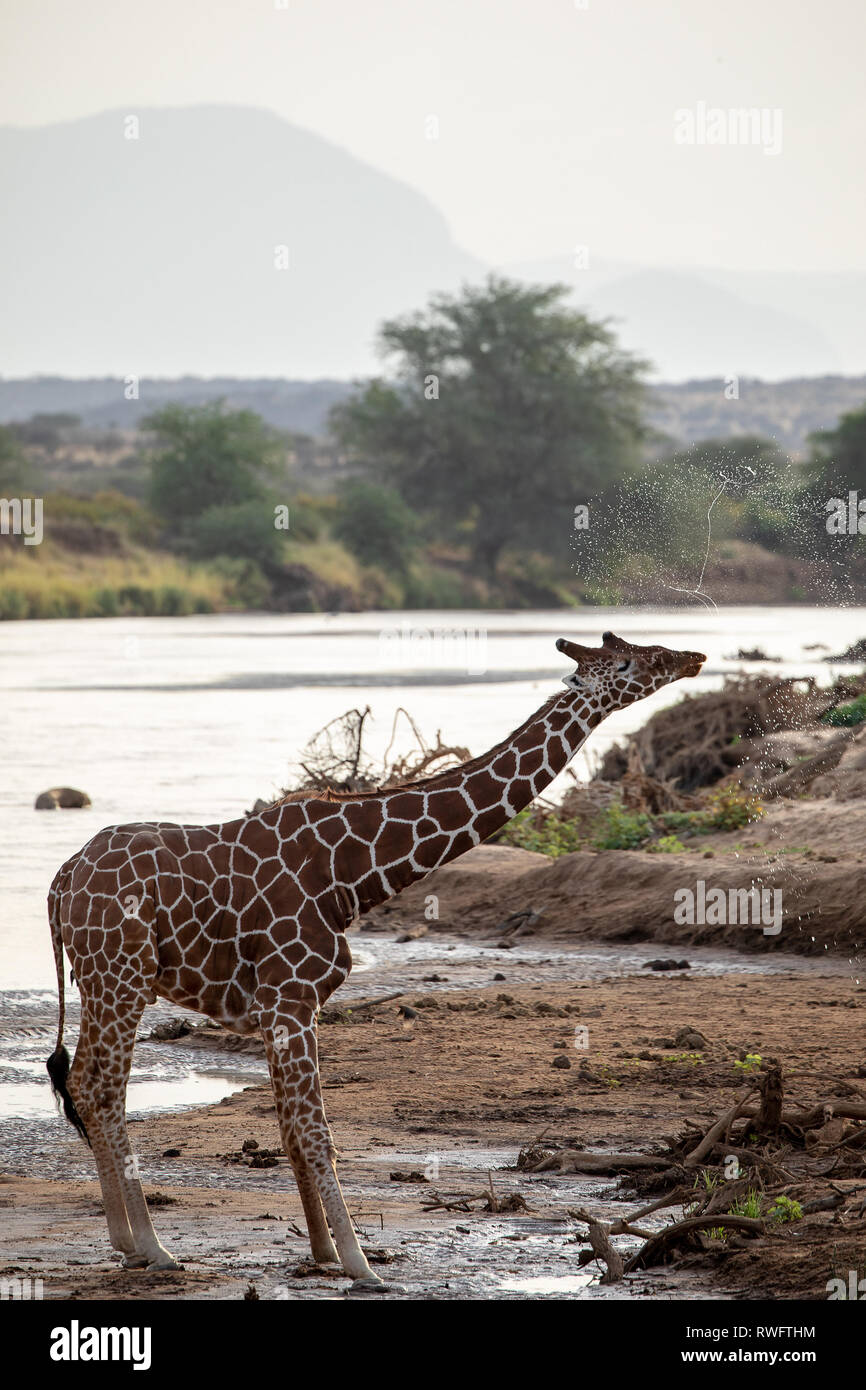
left=280, top=687, right=610, bottom=917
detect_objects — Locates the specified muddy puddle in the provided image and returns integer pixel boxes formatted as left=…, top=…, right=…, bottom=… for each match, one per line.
left=0, top=930, right=853, bottom=1131
left=6, top=1140, right=729, bottom=1300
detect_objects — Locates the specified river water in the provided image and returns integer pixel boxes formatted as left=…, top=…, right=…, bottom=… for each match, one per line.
left=0, top=605, right=862, bottom=1123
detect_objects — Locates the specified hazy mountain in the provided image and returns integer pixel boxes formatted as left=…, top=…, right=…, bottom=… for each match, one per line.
left=0, top=105, right=483, bottom=378
left=2, top=104, right=864, bottom=384
left=502, top=255, right=865, bottom=381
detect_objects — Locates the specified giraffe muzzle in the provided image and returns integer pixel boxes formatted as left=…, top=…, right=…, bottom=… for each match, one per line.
left=677, top=651, right=706, bottom=678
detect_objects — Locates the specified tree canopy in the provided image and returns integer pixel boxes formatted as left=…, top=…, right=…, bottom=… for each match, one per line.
left=333, top=480, right=419, bottom=575
left=0, top=425, right=35, bottom=494
left=808, top=405, right=866, bottom=491
left=330, top=276, right=649, bottom=575
left=143, top=401, right=284, bottom=532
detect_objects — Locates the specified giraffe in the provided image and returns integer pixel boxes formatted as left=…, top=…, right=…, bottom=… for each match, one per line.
left=46, top=631, right=704, bottom=1288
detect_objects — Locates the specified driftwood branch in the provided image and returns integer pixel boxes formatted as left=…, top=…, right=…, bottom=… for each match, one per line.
left=755, top=1062, right=784, bottom=1137
left=785, top=1071, right=866, bottom=1101
left=530, top=1149, right=669, bottom=1175
left=762, top=726, right=862, bottom=798
left=625, top=1215, right=765, bottom=1271
left=684, top=1087, right=759, bottom=1167
left=569, top=1208, right=624, bottom=1284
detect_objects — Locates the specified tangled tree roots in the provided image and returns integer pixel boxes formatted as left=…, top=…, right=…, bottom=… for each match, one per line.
left=562, top=1059, right=866, bottom=1282
left=597, top=675, right=827, bottom=793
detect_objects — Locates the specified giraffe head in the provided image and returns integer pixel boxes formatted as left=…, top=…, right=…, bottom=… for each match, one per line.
left=556, top=630, right=705, bottom=712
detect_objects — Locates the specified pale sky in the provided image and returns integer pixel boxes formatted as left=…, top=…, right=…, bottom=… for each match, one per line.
left=2, top=0, right=865, bottom=276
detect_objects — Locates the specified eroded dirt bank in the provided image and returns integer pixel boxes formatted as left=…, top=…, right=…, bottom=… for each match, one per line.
left=362, top=827, right=866, bottom=958
left=2, top=963, right=862, bottom=1301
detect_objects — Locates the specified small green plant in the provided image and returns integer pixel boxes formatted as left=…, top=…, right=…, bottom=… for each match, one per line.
left=591, top=802, right=652, bottom=850
left=493, top=809, right=582, bottom=857
left=822, top=693, right=866, bottom=727
left=729, top=1188, right=763, bottom=1219
left=770, top=1195, right=802, bottom=1223
left=734, top=1053, right=763, bottom=1074
left=669, top=1052, right=705, bottom=1067
left=707, top=785, right=764, bottom=831
left=653, top=833, right=685, bottom=853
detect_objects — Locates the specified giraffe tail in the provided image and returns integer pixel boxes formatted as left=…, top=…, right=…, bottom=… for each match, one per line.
left=46, top=868, right=90, bottom=1146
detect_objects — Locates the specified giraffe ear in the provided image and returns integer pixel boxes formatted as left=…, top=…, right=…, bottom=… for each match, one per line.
left=562, top=672, right=585, bottom=691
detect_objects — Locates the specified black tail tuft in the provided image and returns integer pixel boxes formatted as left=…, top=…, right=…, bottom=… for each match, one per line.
left=46, top=1046, right=90, bottom=1147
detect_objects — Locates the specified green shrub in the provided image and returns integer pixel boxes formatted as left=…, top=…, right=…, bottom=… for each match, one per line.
left=657, top=786, right=763, bottom=837
left=211, top=556, right=272, bottom=609
left=190, top=499, right=285, bottom=567
left=591, top=802, right=652, bottom=850
left=94, top=587, right=120, bottom=616
left=493, top=809, right=582, bottom=857
left=0, top=589, right=27, bottom=620
left=822, top=693, right=866, bottom=727
left=333, top=481, right=420, bottom=575
left=653, top=833, right=686, bottom=853
left=770, top=1195, right=802, bottom=1223
left=157, top=585, right=193, bottom=616
left=707, top=785, right=764, bottom=830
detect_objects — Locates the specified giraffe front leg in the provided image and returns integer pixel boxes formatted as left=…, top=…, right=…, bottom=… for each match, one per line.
left=260, top=1006, right=386, bottom=1289
left=285, top=1130, right=339, bottom=1265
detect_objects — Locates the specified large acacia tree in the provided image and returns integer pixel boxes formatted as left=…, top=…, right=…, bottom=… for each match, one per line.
left=330, top=277, right=650, bottom=576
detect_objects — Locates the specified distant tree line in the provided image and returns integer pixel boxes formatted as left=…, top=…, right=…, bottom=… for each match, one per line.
left=4, top=275, right=866, bottom=604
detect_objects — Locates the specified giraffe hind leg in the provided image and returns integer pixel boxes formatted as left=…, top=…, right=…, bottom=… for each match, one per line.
left=68, top=992, right=180, bottom=1271
left=63, top=1039, right=138, bottom=1259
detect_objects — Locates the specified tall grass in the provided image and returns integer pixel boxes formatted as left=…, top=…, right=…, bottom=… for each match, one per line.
left=0, top=547, right=228, bottom=619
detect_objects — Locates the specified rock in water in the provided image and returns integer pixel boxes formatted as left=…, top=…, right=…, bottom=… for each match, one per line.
left=34, top=787, right=91, bottom=810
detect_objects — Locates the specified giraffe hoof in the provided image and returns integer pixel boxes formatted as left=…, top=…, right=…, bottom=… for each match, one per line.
left=312, top=1252, right=340, bottom=1266
left=120, top=1254, right=149, bottom=1269
left=348, top=1274, right=388, bottom=1293
left=145, top=1253, right=183, bottom=1272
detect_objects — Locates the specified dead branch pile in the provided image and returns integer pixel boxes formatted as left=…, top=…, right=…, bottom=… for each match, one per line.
left=264, top=706, right=470, bottom=803
left=560, top=1060, right=866, bottom=1282
left=759, top=724, right=865, bottom=798
left=422, top=1174, right=530, bottom=1214
left=555, top=777, right=622, bottom=829
left=597, top=675, right=827, bottom=792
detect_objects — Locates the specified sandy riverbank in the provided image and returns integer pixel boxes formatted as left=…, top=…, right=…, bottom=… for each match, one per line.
left=2, top=955, right=862, bottom=1301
